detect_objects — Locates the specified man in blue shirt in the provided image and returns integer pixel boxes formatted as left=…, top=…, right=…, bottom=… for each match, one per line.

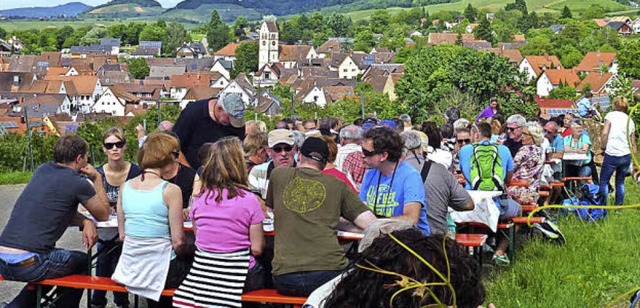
left=459, top=123, right=519, bottom=266
left=544, top=121, right=565, bottom=179
left=359, top=127, right=430, bottom=235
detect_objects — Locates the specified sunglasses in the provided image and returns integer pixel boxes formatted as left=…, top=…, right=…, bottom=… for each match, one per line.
left=506, top=126, right=521, bottom=132
left=362, top=148, right=382, bottom=157
left=171, top=151, right=180, bottom=159
left=103, top=141, right=126, bottom=149
left=456, top=139, right=471, bottom=145
left=544, top=129, right=555, bottom=134
left=271, top=144, right=293, bottom=153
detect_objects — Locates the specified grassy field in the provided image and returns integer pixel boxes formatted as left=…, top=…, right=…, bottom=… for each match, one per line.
left=343, top=0, right=634, bottom=21
left=485, top=178, right=640, bottom=307
left=0, top=171, right=32, bottom=185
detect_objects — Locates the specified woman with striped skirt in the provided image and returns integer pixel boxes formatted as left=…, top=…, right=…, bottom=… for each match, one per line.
left=173, top=137, right=265, bottom=308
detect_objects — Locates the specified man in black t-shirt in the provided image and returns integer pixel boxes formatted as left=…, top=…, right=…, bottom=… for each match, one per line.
left=0, top=135, right=110, bottom=307
left=173, top=92, right=246, bottom=170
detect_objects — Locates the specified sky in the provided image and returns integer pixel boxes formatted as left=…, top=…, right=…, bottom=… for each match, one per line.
left=0, top=0, right=183, bottom=10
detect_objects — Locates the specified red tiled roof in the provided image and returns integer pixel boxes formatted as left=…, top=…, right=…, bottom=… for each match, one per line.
left=544, top=69, right=580, bottom=87
left=428, top=33, right=474, bottom=45
left=524, top=55, right=563, bottom=77
left=574, top=51, right=617, bottom=73
left=535, top=97, right=575, bottom=109
left=577, top=72, right=614, bottom=92
left=214, top=43, right=240, bottom=57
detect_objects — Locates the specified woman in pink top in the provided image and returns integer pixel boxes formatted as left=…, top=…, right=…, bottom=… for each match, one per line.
left=173, top=137, right=265, bottom=308
left=321, top=136, right=357, bottom=192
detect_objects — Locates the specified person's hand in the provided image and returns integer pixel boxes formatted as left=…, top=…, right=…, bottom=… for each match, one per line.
left=182, top=208, right=190, bottom=221
left=82, top=219, right=98, bottom=250
left=80, top=164, right=100, bottom=180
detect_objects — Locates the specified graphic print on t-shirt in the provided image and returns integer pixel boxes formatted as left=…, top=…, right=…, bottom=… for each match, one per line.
left=364, top=183, right=399, bottom=217
left=282, top=177, right=326, bottom=213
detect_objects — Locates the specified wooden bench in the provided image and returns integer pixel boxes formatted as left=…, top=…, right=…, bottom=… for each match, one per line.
left=455, top=233, right=488, bottom=267
left=27, top=274, right=308, bottom=308
left=521, top=204, right=538, bottom=213
left=242, top=289, right=307, bottom=307
left=31, top=275, right=175, bottom=308
left=457, top=222, right=515, bottom=264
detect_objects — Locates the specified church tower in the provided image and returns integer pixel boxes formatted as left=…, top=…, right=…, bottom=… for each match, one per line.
left=259, top=18, right=279, bottom=69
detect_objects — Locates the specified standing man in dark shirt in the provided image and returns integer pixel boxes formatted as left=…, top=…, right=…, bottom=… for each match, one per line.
left=503, top=114, right=526, bottom=158
left=0, top=135, right=110, bottom=307
left=173, top=92, right=246, bottom=170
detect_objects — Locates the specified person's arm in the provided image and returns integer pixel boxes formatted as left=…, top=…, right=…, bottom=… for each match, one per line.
left=398, top=202, right=422, bottom=225
left=351, top=211, right=377, bottom=230
left=249, top=223, right=264, bottom=257
left=601, top=120, right=611, bottom=152
left=447, top=172, right=474, bottom=211
left=505, top=170, right=514, bottom=184
left=164, top=184, right=186, bottom=254
left=71, top=212, right=98, bottom=250
left=116, top=187, right=126, bottom=241
left=80, top=164, right=110, bottom=221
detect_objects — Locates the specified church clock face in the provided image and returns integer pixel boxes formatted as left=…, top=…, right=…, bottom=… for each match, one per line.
left=272, top=41, right=276, bottom=46
left=262, top=41, right=266, bottom=46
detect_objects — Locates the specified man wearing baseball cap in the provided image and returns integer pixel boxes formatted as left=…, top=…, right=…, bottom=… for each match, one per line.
left=249, top=129, right=297, bottom=200
left=266, top=137, right=376, bottom=296
left=173, top=92, right=246, bottom=170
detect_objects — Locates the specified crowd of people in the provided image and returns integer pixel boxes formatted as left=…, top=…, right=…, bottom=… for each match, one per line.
left=0, top=92, right=635, bottom=307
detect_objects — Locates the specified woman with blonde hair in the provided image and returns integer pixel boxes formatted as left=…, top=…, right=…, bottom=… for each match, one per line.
left=92, top=127, right=141, bottom=308
left=507, top=122, right=544, bottom=205
left=600, top=96, right=637, bottom=205
left=173, top=136, right=265, bottom=308
left=112, top=132, right=190, bottom=308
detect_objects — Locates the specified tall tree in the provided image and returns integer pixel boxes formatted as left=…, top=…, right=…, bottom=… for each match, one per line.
left=234, top=41, right=259, bottom=75
left=0, top=27, right=6, bottom=40
left=474, top=15, right=495, bottom=45
left=163, top=22, right=189, bottom=56
left=618, top=40, right=640, bottom=79
left=395, top=44, right=533, bottom=121
left=128, top=58, right=150, bottom=79
left=561, top=6, right=573, bottom=19
left=231, top=16, right=249, bottom=38
left=464, top=4, right=477, bottom=22
left=139, top=23, right=166, bottom=43
left=206, top=10, right=230, bottom=53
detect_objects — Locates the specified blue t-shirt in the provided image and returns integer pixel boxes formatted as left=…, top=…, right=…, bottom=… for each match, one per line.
left=549, top=134, right=565, bottom=152
left=577, top=97, right=591, bottom=117
left=459, top=140, right=514, bottom=191
left=359, top=161, right=430, bottom=235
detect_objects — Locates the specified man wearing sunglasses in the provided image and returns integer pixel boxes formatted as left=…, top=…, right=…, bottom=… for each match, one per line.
left=544, top=121, right=564, bottom=178
left=503, top=114, right=526, bottom=158
left=359, top=127, right=431, bottom=235
left=249, top=129, right=297, bottom=200
left=173, top=92, right=246, bottom=170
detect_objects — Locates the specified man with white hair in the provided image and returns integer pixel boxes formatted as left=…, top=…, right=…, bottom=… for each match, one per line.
left=335, top=125, right=364, bottom=190
left=173, top=92, right=246, bottom=170
left=503, top=114, right=526, bottom=158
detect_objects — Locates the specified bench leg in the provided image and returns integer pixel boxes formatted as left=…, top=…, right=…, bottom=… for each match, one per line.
left=509, top=225, right=516, bottom=265
left=134, top=294, right=139, bottom=308
left=36, top=285, right=42, bottom=308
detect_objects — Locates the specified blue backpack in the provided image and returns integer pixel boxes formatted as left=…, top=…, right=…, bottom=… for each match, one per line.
left=576, top=184, right=606, bottom=221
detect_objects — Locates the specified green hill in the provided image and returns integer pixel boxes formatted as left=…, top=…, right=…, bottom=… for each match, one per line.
left=83, top=1, right=164, bottom=18
left=160, top=4, right=262, bottom=23
left=339, top=0, right=634, bottom=21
